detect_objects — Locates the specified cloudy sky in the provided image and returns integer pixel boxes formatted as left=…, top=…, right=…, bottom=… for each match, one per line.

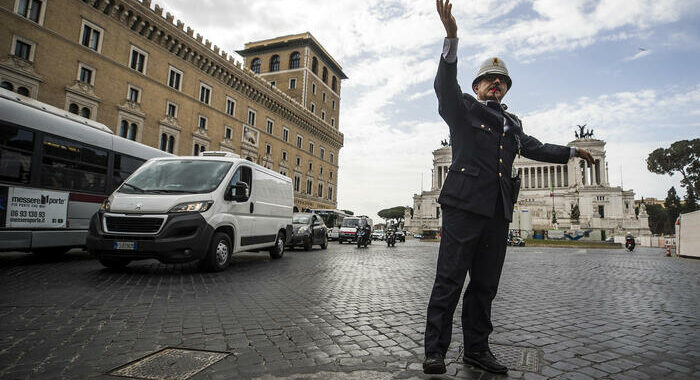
left=159, top=0, right=700, bottom=221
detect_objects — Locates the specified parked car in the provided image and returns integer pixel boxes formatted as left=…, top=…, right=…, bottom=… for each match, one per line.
left=372, top=230, right=385, bottom=240
left=288, top=213, right=328, bottom=251
left=414, top=234, right=422, bottom=239
left=87, top=151, right=293, bottom=272
left=339, top=216, right=373, bottom=244
left=396, top=230, right=406, bottom=242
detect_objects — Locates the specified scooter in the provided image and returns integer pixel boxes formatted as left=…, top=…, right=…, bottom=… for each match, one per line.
left=386, top=230, right=396, bottom=247
left=356, top=226, right=371, bottom=248
left=625, top=236, right=635, bottom=252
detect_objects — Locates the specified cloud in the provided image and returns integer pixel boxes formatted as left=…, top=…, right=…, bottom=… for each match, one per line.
left=623, top=49, right=651, bottom=61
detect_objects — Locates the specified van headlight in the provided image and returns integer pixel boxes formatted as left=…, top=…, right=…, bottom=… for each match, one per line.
left=100, top=199, right=111, bottom=212
left=169, top=201, right=213, bottom=213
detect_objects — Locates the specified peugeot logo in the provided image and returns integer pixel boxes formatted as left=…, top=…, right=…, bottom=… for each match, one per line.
left=135, top=203, right=142, bottom=211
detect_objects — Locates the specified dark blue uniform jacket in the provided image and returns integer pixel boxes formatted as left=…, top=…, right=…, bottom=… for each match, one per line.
left=435, top=57, right=571, bottom=222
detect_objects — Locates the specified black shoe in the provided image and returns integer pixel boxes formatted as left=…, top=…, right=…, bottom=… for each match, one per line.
left=463, top=350, right=508, bottom=374
left=423, top=352, right=446, bottom=374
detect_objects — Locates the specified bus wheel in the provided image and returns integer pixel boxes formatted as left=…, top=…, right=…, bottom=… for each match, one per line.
left=98, top=257, right=130, bottom=269
left=200, top=232, right=232, bottom=272
left=269, top=231, right=285, bottom=259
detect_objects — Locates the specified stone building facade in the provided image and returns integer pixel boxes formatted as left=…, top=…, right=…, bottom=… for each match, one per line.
left=0, top=0, right=345, bottom=210
left=404, top=132, right=651, bottom=239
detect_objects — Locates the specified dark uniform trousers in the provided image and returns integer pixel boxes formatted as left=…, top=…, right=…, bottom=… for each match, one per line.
left=425, top=194, right=509, bottom=355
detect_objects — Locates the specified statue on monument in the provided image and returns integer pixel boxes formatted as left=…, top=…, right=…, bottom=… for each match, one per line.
left=575, top=124, right=594, bottom=139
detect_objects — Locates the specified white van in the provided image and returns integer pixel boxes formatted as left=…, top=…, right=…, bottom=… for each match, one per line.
left=338, top=216, right=373, bottom=244
left=87, top=152, right=293, bottom=271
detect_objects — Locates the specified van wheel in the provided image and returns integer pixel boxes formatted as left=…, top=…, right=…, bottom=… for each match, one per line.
left=321, top=236, right=328, bottom=250
left=270, top=231, right=285, bottom=259
left=98, top=257, right=130, bottom=269
left=200, top=232, right=232, bottom=272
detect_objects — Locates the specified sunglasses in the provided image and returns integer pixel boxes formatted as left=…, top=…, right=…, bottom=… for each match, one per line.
left=482, top=74, right=508, bottom=83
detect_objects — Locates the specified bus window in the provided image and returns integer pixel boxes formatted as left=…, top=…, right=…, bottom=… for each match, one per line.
left=41, top=135, right=108, bottom=193
left=0, top=124, right=34, bottom=184
left=112, top=154, right=145, bottom=191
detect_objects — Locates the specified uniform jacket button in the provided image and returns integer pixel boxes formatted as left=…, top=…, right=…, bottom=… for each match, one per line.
left=481, top=124, right=485, bottom=128
left=500, top=145, right=503, bottom=149
left=461, top=168, right=465, bottom=172
left=499, top=158, right=503, bottom=163
left=499, top=172, right=502, bottom=177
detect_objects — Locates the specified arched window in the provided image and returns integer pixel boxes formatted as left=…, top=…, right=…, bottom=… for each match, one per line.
left=167, top=136, right=175, bottom=153
left=80, top=107, right=90, bottom=118
left=269, top=55, right=280, bottom=72
left=119, top=120, right=128, bottom=138
left=160, top=133, right=167, bottom=151
left=1, top=81, right=13, bottom=91
left=332, top=76, right=337, bottom=92
left=193, top=143, right=200, bottom=156
left=69, top=103, right=79, bottom=114
left=251, top=58, right=261, bottom=74
left=289, top=52, right=300, bottom=69
left=127, top=123, right=137, bottom=141
left=17, top=87, right=30, bottom=96
left=311, top=57, right=318, bottom=74
left=322, top=67, right=328, bottom=83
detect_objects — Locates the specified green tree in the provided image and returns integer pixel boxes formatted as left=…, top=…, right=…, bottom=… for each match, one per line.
left=647, top=138, right=700, bottom=197
left=664, top=186, right=682, bottom=226
left=684, top=188, right=698, bottom=213
left=645, top=203, right=672, bottom=235
left=378, top=206, right=406, bottom=226
left=570, top=204, right=580, bottom=223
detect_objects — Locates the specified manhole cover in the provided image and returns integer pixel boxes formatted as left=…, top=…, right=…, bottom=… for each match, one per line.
left=109, top=347, right=229, bottom=380
left=487, top=344, right=542, bottom=373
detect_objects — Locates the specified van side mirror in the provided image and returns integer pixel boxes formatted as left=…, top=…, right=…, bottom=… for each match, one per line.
left=228, top=181, right=249, bottom=202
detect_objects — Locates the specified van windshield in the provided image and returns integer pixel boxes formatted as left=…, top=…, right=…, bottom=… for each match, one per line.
left=341, top=218, right=359, bottom=227
left=119, top=160, right=233, bottom=194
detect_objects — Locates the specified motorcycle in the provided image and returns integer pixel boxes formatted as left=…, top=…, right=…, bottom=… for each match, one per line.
left=356, top=225, right=371, bottom=248
left=625, top=236, right=635, bottom=252
left=507, top=236, right=525, bottom=247
left=386, top=230, right=396, bottom=247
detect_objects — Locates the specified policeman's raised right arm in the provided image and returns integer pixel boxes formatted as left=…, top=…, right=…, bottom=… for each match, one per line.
left=435, top=0, right=466, bottom=121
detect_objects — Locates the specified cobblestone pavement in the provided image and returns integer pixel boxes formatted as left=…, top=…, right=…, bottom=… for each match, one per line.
left=0, top=240, right=698, bottom=380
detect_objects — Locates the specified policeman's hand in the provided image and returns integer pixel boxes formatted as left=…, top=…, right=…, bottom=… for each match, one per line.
left=437, top=0, right=457, bottom=38
left=576, top=148, right=595, bottom=166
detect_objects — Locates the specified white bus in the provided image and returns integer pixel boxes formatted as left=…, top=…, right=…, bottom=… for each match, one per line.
left=0, top=89, right=171, bottom=254
left=310, top=209, right=350, bottom=240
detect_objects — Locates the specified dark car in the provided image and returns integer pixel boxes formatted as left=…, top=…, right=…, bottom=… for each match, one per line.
left=395, top=230, right=406, bottom=242
left=287, top=213, right=328, bottom=251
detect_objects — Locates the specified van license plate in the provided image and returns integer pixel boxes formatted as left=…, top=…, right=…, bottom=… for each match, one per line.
left=114, top=241, right=136, bottom=250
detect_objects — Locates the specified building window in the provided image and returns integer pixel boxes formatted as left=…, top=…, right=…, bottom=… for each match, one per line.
left=282, top=151, right=287, bottom=161
left=310, top=103, right=315, bottom=113
left=80, top=20, right=103, bottom=52
left=320, top=167, right=323, bottom=176
left=266, top=119, right=274, bottom=134
left=322, top=67, right=328, bottom=83
left=225, top=127, right=232, bottom=140
left=247, top=109, right=256, bottom=126
left=330, top=153, right=334, bottom=163
left=290, top=52, right=300, bottom=69
left=309, top=142, right=314, bottom=154
left=306, top=179, right=313, bottom=195
left=311, top=57, right=318, bottom=74
left=159, top=133, right=175, bottom=153
left=251, top=58, right=261, bottom=74
left=166, top=101, right=178, bottom=118
left=15, top=0, right=44, bottom=24
left=312, top=83, right=316, bottom=95
left=332, top=100, right=336, bottom=110
left=119, top=120, right=138, bottom=141
left=193, top=143, right=200, bottom=156
left=318, top=183, right=323, bottom=197
left=282, top=127, right=289, bottom=142
left=129, top=46, right=148, bottom=74
left=1, top=81, right=13, bottom=91
left=332, top=76, right=337, bottom=92
left=296, top=135, right=302, bottom=149
left=168, top=66, right=182, bottom=90
left=270, top=81, right=276, bottom=87
left=321, top=111, right=326, bottom=121
left=69, top=103, right=79, bottom=114
left=328, top=186, right=333, bottom=200
left=270, top=55, right=280, bottom=72
left=198, top=115, right=207, bottom=130
left=199, top=83, right=211, bottom=105
left=13, top=39, right=32, bottom=61
left=331, top=118, right=335, bottom=127
left=308, top=162, right=313, bottom=171
left=266, top=144, right=272, bottom=155
left=329, top=171, right=333, bottom=180
left=289, top=78, right=296, bottom=89
left=296, top=156, right=301, bottom=167
left=78, top=64, right=94, bottom=85
left=320, top=148, right=325, bottom=160
left=322, top=92, right=326, bottom=103
left=226, top=96, right=236, bottom=116
left=294, top=175, right=301, bottom=192
left=79, top=107, right=90, bottom=118
left=127, top=85, right=141, bottom=103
